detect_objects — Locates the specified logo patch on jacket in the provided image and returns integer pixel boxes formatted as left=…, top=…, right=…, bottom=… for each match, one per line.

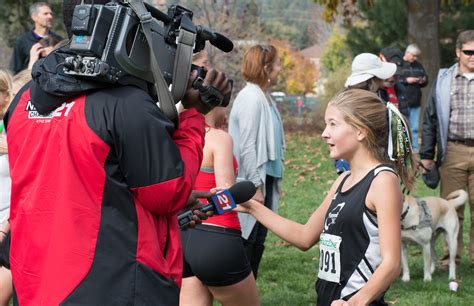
left=26, top=100, right=76, bottom=120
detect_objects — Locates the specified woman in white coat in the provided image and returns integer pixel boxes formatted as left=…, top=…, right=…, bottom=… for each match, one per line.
left=228, top=44, right=285, bottom=278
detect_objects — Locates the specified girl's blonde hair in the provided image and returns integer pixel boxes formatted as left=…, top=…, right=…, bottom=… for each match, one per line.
left=0, top=69, right=12, bottom=98
left=329, top=89, right=415, bottom=191
left=0, top=69, right=13, bottom=116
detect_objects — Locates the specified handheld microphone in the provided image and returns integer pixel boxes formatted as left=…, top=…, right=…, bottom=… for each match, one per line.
left=178, top=180, right=256, bottom=228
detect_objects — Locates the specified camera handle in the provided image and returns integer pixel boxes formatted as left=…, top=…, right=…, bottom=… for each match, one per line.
left=126, top=0, right=196, bottom=128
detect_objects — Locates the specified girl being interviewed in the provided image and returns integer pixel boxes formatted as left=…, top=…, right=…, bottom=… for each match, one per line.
left=237, top=89, right=415, bottom=305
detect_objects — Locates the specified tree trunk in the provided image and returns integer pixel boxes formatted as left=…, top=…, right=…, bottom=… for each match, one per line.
left=407, top=0, right=440, bottom=109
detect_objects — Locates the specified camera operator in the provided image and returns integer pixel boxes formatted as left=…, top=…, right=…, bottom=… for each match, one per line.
left=2, top=0, right=231, bottom=305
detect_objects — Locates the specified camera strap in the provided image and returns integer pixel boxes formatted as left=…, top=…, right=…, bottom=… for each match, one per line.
left=127, top=0, right=195, bottom=128
left=172, top=15, right=196, bottom=103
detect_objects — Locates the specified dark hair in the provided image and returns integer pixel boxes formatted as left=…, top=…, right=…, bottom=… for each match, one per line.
left=456, top=30, right=474, bottom=49
left=39, top=35, right=62, bottom=48
left=347, top=77, right=382, bottom=93
left=380, top=47, right=403, bottom=65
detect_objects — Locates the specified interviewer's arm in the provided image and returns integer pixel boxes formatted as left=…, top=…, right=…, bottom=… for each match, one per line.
left=237, top=173, right=347, bottom=250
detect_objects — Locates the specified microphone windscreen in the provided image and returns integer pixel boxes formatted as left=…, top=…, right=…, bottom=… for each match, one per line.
left=228, top=181, right=256, bottom=203
left=210, top=32, right=234, bottom=53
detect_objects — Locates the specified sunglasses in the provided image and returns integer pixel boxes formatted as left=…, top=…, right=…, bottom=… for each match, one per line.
left=462, top=49, right=474, bottom=56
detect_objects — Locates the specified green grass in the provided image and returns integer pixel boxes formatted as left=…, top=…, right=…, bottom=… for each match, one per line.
left=255, top=132, right=474, bottom=306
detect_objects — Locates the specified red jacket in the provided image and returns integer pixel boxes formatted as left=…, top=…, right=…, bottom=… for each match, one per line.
left=5, top=81, right=204, bottom=305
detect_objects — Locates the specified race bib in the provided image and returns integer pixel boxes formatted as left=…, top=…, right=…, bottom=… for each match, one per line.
left=318, top=233, right=342, bottom=283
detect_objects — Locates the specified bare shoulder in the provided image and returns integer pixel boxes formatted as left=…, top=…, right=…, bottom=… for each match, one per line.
left=206, top=128, right=233, bottom=148
left=373, top=169, right=399, bottom=187
left=367, top=169, right=402, bottom=210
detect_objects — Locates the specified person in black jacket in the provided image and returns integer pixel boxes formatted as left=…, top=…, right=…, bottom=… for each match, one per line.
left=399, top=44, right=428, bottom=152
left=9, top=2, right=63, bottom=74
left=379, top=47, right=409, bottom=118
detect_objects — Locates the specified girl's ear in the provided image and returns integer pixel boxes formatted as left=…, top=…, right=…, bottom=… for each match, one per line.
left=356, top=127, right=368, bottom=141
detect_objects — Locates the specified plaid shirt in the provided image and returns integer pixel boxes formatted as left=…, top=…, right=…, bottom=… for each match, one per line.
left=448, top=65, right=474, bottom=140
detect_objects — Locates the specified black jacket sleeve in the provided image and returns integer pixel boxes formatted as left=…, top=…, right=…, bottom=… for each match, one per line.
left=91, top=86, right=204, bottom=216
left=420, top=80, right=438, bottom=161
left=419, top=62, right=429, bottom=88
left=395, top=82, right=410, bottom=118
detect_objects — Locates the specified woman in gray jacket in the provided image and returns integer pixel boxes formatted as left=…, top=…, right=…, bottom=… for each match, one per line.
left=228, top=44, right=285, bottom=278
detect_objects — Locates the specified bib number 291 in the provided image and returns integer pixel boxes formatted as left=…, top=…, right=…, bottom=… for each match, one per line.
left=318, top=233, right=342, bottom=283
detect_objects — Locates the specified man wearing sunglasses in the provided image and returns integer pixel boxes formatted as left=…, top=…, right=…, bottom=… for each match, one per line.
left=420, top=30, right=474, bottom=268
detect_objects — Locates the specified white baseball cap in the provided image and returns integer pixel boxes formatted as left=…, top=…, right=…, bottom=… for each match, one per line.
left=345, top=53, right=397, bottom=87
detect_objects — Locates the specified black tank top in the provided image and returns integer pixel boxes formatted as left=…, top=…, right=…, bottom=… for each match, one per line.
left=316, top=164, right=396, bottom=306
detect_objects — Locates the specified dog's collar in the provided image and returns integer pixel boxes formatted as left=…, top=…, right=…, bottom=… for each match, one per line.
left=402, top=224, right=418, bottom=231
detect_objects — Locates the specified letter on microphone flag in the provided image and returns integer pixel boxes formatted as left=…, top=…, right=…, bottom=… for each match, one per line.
left=212, top=189, right=236, bottom=215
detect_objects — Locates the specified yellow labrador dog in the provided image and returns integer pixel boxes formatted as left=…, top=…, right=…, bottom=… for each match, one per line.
left=400, top=190, right=468, bottom=282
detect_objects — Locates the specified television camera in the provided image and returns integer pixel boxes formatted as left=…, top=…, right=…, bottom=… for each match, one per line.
left=63, top=0, right=234, bottom=125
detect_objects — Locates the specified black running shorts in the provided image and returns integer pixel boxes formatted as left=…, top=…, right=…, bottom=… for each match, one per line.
left=181, top=224, right=252, bottom=286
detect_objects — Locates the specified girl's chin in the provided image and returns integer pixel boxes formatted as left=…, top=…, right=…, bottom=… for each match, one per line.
left=329, top=151, right=341, bottom=160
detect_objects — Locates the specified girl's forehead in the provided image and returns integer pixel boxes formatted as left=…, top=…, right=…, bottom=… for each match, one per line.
left=325, top=105, right=343, bottom=118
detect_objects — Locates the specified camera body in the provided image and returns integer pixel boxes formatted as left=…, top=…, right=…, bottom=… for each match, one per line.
left=64, top=2, right=188, bottom=84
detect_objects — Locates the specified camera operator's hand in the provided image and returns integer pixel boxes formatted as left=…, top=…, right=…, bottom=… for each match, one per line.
left=182, top=68, right=232, bottom=115
left=183, top=190, right=215, bottom=228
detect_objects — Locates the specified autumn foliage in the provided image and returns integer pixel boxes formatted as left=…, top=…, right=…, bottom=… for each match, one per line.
left=269, top=39, right=318, bottom=95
